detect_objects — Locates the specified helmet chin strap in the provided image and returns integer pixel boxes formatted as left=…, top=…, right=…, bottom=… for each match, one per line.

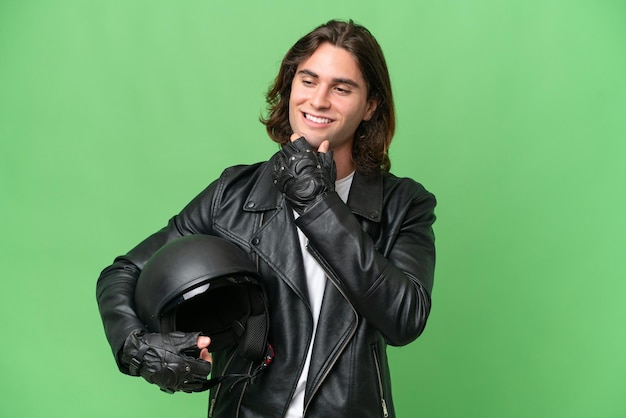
left=227, top=343, right=275, bottom=389
left=196, top=343, right=275, bottom=392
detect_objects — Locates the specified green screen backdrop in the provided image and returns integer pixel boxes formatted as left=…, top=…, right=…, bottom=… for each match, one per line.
left=1, top=1, right=625, bottom=417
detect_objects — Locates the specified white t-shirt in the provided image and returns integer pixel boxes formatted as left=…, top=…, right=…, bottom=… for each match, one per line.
left=285, top=172, right=354, bottom=418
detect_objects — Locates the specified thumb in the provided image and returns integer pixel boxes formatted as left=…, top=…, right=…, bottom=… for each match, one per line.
left=199, top=348, right=213, bottom=363
left=197, top=336, right=211, bottom=349
left=318, top=140, right=330, bottom=154
left=290, top=133, right=302, bottom=142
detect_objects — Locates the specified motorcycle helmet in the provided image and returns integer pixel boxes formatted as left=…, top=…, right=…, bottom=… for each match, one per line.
left=135, top=234, right=270, bottom=363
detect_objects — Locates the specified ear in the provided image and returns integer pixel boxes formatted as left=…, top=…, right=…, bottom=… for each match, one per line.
left=362, top=97, right=379, bottom=121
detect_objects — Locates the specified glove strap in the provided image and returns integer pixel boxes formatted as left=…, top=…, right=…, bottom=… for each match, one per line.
left=128, top=344, right=150, bottom=376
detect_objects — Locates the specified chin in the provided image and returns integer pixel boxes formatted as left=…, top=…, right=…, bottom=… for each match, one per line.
left=291, top=131, right=320, bottom=147
left=303, top=137, right=325, bottom=149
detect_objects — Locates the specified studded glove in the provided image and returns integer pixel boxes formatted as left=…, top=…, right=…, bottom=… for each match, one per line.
left=273, top=137, right=336, bottom=214
left=121, top=331, right=212, bottom=394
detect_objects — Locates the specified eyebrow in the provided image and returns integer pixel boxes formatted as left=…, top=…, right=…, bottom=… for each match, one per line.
left=297, top=69, right=361, bottom=89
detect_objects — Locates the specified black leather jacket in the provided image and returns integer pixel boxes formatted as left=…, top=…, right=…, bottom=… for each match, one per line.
left=96, top=155, right=436, bottom=418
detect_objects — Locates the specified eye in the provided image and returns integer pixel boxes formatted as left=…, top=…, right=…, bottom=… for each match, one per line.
left=334, top=86, right=351, bottom=95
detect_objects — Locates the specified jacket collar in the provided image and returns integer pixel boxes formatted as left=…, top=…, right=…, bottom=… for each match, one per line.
left=243, top=158, right=283, bottom=212
left=346, top=170, right=383, bottom=223
left=244, top=156, right=383, bottom=223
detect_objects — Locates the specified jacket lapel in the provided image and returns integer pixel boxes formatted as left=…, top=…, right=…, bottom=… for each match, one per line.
left=243, top=159, right=311, bottom=308
left=347, top=170, right=383, bottom=222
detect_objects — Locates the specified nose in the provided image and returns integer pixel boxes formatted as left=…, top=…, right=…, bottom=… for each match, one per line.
left=310, top=86, right=330, bottom=109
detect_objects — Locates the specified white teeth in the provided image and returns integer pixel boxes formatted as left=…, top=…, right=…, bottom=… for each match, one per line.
left=305, top=113, right=331, bottom=124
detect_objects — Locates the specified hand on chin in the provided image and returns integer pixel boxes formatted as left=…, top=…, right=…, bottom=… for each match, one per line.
left=290, top=133, right=330, bottom=153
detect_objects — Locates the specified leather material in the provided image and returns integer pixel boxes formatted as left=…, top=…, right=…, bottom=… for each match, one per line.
left=134, top=234, right=270, bottom=363
left=121, top=331, right=212, bottom=393
left=96, top=150, right=436, bottom=417
left=273, top=137, right=336, bottom=214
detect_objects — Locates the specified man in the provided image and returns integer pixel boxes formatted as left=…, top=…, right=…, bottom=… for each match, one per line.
left=97, top=19, right=436, bottom=417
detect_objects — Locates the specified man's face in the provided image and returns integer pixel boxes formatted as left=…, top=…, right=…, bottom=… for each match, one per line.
left=288, top=42, right=378, bottom=157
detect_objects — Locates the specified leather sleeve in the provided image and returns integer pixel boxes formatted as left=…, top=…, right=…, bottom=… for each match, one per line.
left=95, top=180, right=219, bottom=373
left=295, top=178, right=436, bottom=346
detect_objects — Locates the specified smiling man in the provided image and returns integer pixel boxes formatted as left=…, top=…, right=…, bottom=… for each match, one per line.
left=97, top=19, right=437, bottom=418
left=287, top=42, right=378, bottom=179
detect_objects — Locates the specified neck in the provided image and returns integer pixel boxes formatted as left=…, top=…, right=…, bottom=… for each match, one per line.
left=332, top=147, right=355, bottom=180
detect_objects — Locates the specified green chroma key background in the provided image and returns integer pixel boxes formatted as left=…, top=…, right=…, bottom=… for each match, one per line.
left=1, top=1, right=625, bottom=417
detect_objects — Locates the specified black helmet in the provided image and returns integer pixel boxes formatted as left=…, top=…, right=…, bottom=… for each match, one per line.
left=135, top=234, right=270, bottom=363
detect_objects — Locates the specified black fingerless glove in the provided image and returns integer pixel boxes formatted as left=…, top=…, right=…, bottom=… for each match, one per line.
left=121, top=331, right=212, bottom=394
left=273, top=137, right=336, bottom=214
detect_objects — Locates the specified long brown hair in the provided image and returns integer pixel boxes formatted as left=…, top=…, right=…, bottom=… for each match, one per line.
left=261, top=20, right=395, bottom=174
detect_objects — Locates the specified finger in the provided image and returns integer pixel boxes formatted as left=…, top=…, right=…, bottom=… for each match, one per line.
left=197, top=336, right=211, bottom=349
left=318, top=140, right=330, bottom=153
left=199, top=348, right=213, bottom=363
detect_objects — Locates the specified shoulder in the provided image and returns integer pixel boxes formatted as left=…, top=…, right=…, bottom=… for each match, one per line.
left=210, top=160, right=278, bottom=210
left=220, top=161, right=268, bottom=179
left=381, top=171, right=436, bottom=206
left=215, top=161, right=270, bottom=190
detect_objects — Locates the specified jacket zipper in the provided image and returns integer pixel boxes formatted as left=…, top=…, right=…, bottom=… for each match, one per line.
left=208, top=349, right=238, bottom=417
left=234, top=362, right=253, bottom=418
left=255, top=212, right=264, bottom=272
left=371, top=344, right=389, bottom=418
left=302, top=244, right=359, bottom=417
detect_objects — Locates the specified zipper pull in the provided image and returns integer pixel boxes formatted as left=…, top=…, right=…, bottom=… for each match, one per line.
left=209, top=398, right=216, bottom=417
left=381, top=398, right=389, bottom=417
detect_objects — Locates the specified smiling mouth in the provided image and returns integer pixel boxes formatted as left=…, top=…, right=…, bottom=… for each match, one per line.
left=304, top=113, right=332, bottom=124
